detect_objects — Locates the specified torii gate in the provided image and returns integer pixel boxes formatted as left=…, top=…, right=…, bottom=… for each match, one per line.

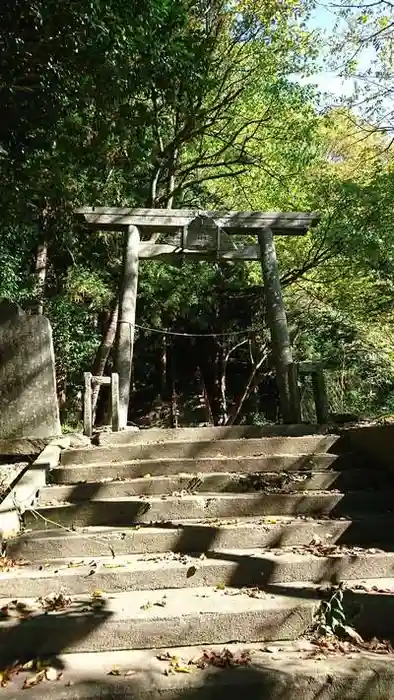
left=76, top=207, right=320, bottom=428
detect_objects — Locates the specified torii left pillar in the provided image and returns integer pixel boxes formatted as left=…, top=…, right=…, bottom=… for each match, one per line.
left=257, top=227, right=300, bottom=424
left=115, top=225, right=140, bottom=429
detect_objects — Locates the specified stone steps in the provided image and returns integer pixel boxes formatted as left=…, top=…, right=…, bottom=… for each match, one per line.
left=8, top=424, right=394, bottom=682
left=61, top=435, right=338, bottom=465
left=9, top=517, right=394, bottom=561
left=24, top=491, right=394, bottom=530
left=42, top=469, right=390, bottom=500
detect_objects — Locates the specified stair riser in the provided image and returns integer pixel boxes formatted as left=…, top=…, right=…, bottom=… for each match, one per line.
left=61, top=437, right=338, bottom=466
left=9, top=519, right=394, bottom=561
left=343, top=589, right=394, bottom=640
left=42, top=470, right=390, bottom=501
left=23, top=492, right=394, bottom=530
left=2, top=554, right=394, bottom=599
left=0, top=604, right=314, bottom=660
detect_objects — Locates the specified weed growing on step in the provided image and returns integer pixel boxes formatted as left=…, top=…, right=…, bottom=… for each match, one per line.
left=315, top=586, right=363, bottom=644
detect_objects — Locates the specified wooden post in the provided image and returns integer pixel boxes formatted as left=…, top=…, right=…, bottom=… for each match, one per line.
left=111, top=372, right=120, bottom=432
left=312, top=367, right=329, bottom=424
left=257, top=228, right=297, bottom=423
left=84, top=372, right=93, bottom=437
left=115, top=225, right=140, bottom=429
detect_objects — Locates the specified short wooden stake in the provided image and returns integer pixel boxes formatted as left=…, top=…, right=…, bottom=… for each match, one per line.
left=111, top=372, right=120, bottom=432
left=84, top=372, right=93, bottom=437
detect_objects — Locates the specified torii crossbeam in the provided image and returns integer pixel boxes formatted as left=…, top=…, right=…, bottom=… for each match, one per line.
left=76, top=207, right=320, bottom=428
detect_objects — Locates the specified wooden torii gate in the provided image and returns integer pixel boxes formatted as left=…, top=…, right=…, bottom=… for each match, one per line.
left=76, top=207, right=320, bottom=428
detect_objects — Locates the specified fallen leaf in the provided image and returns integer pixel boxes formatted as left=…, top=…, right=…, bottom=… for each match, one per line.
left=22, top=670, right=45, bottom=688
left=193, top=648, right=251, bottom=669
left=155, top=597, right=167, bottom=607
left=108, top=667, right=121, bottom=676
left=186, top=566, right=197, bottom=578
left=38, top=592, right=71, bottom=612
left=342, top=625, right=364, bottom=645
left=92, top=590, right=104, bottom=599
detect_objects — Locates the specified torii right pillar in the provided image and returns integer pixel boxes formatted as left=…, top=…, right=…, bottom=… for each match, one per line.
left=257, top=228, right=300, bottom=424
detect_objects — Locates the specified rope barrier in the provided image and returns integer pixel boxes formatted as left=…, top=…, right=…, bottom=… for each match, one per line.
left=118, top=320, right=262, bottom=339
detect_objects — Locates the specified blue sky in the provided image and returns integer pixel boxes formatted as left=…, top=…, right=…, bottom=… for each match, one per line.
left=295, top=3, right=373, bottom=101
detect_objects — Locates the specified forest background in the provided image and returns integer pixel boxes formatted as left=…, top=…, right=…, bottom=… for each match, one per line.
left=2, top=0, right=394, bottom=428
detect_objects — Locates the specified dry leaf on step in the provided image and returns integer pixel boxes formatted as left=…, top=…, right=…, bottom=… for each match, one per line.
left=108, top=666, right=121, bottom=676
left=342, top=625, right=364, bottom=645
left=173, top=665, right=193, bottom=674
left=92, top=590, right=104, bottom=599
left=22, top=670, right=46, bottom=688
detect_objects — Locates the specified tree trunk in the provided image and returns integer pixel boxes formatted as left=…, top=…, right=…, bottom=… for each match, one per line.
left=218, top=350, right=228, bottom=425
left=165, top=147, right=178, bottom=210
left=91, top=301, right=119, bottom=422
left=34, top=240, right=48, bottom=315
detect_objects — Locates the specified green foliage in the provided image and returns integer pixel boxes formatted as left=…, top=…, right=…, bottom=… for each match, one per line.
left=46, top=295, right=100, bottom=385
left=316, top=588, right=348, bottom=637
left=1, top=0, right=394, bottom=424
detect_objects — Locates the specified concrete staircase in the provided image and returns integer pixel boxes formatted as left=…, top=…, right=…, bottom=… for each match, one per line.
left=2, top=424, right=394, bottom=697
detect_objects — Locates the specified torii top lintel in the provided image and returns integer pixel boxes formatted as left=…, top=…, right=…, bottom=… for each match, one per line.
left=75, top=207, right=320, bottom=235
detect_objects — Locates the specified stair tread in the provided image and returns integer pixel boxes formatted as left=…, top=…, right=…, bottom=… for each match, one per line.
left=61, top=436, right=339, bottom=466
left=17, top=513, right=394, bottom=537
left=35, top=491, right=385, bottom=504
left=12, top=516, right=344, bottom=539
left=94, top=424, right=332, bottom=445
left=13, top=516, right=394, bottom=561
left=40, top=471, right=392, bottom=502
left=0, top=585, right=315, bottom=614
left=1, top=641, right=394, bottom=698
left=56, top=453, right=338, bottom=466
left=4, top=548, right=394, bottom=581
left=1, top=641, right=394, bottom=699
